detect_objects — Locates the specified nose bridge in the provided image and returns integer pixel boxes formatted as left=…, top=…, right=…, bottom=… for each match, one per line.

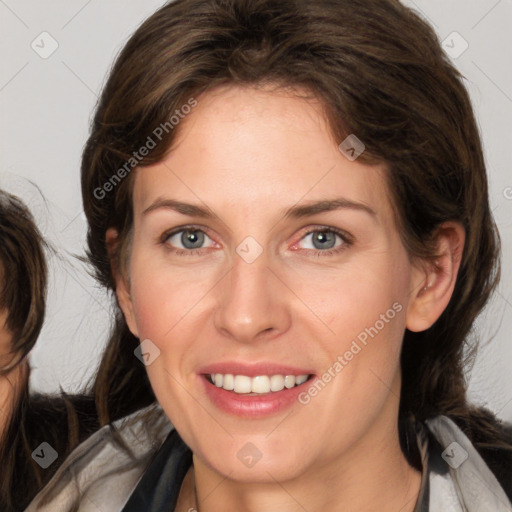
left=214, top=236, right=289, bottom=343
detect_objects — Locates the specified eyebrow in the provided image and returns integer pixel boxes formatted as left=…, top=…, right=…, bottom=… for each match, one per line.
left=143, top=198, right=217, bottom=218
left=281, top=198, right=376, bottom=220
left=142, top=197, right=377, bottom=220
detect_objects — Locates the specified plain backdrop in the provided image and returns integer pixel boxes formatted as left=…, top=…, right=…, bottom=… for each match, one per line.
left=0, top=0, right=511, bottom=421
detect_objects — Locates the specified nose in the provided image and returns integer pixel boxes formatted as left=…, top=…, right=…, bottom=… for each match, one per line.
left=214, top=247, right=291, bottom=344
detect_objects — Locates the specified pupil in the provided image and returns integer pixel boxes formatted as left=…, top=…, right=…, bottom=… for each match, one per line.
left=315, top=231, right=334, bottom=249
left=183, top=230, right=203, bottom=248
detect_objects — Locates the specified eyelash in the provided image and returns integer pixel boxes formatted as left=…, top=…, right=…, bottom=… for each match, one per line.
left=159, top=225, right=353, bottom=258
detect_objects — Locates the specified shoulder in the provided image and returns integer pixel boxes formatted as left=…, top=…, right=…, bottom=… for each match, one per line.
left=450, top=408, right=512, bottom=503
left=425, top=414, right=512, bottom=509
left=24, top=402, right=174, bottom=512
left=473, top=418, right=512, bottom=502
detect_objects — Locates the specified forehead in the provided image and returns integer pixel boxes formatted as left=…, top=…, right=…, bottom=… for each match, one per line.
left=132, top=85, right=393, bottom=224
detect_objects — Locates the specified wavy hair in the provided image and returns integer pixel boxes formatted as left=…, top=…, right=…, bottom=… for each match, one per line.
left=16, top=0, right=512, bottom=507
left=0, top=191, right=47, bottom=375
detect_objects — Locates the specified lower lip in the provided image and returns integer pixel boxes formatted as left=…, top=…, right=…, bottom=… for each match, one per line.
left=200, top=375, right=314, bottom=418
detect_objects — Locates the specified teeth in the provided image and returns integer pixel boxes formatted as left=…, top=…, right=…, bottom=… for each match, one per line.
left=270, top=375, right=284, bottom=391
left=234, top=375, right=252, bottom=393
left=210, top=373, right=310, bottom=394
left=251, top=375, right=270, bottom=393
left=284, top=375, right=295, bottom=389
left=295, top=375, right=308, bottom=385
left=223, top=373, right=234, bottom=390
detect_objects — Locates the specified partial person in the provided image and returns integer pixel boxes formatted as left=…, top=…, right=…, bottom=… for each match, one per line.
left=0, top=190, right=101, bottom=511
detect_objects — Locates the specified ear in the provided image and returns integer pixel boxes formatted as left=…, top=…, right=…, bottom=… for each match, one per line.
left=406, top=221, right=465, bottom=332
left=105, top=228, right=139, bottom=338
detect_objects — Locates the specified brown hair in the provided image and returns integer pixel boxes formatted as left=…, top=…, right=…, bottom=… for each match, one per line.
left=0, top=191, right=47, bottom=375
left=0, top=193, right=102, bottom=510
left=0, top=191, right=145, bottom=511
left=0, top=190, right=49, bottom=508
left=20, top=0, right=512, bottom=506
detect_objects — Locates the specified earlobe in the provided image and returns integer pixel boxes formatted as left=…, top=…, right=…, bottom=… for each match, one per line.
left=406, top=222, right=465, bottom=332
left=116, top=272, right=140, bottom=339
left=105, top=228, right=140, bottom=338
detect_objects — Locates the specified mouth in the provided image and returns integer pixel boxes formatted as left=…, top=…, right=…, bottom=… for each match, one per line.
left=198, top=362, right=316, bottom=417
left=205, top=373, right=314, bottom=395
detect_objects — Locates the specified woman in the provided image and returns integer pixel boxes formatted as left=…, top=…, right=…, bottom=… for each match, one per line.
left=24, top=0, right=512, bottom=510
left=0, top=190, right=104, bottom=511
left=0, top=190, right=150, bottom=511
left=0, top=191, right=42, bottom=443
left=0, top=190, right=51, bottom=505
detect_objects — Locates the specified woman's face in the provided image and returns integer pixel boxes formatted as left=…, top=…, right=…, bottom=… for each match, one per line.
left=116, top=85, right=427, bottom=482
left=0, top=308, right=13, bottom=367
left=0, top=264, right=13, bottom=367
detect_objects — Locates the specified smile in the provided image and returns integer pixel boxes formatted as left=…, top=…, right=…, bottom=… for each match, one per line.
left=207, top=373, right=311, bottom=394
left=200, top=368, right=316, bottom=417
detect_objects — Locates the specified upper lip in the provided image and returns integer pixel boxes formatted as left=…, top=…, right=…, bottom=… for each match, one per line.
left=198, top=361, right=315, bottom=377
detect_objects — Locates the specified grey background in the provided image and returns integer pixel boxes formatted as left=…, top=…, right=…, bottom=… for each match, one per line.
left=0, top=0, right=511, bottom=421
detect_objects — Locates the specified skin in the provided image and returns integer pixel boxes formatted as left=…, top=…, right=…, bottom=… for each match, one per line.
left=0, top=308, right=27, bottom=441
left=110, top=84, right=465, bottom=512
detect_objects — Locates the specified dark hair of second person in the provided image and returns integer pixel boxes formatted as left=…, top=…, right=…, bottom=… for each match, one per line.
left=0, top=191, right=99, bottom=511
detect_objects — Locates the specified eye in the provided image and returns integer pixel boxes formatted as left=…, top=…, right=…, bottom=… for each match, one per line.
left=159, top=225, right=353, bottom=258
left=293, top=227, right=352, bottom=257
left=160, top=226, right=215, bottom=256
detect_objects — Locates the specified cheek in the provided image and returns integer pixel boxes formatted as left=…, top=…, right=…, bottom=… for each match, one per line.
left=0, top=329, right=14, bottom=367
left=130, top=273, right=182, bottom=344
left=128, top=252, right=212, bottom=353
left=0, top=314, right=14, bottom=366
left=339, top=256, right=410, bottom=363
left=292, top=250, right=410, bottom=342
left=300, top=252, right=410, bottom=401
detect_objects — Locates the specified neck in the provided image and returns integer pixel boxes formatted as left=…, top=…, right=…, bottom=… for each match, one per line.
left=177, top=412, right=422, bottom=512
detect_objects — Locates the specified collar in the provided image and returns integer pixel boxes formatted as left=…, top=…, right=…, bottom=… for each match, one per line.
left=120, top=429, right=192, bottom=512
left=120, top=416, right=511, bottom=512
left=121, top=427, right=431, bottom=512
